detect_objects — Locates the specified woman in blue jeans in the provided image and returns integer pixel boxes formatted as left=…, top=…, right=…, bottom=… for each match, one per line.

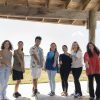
left=45, top=43, right=59, bottom=96
left=0, top=40, right=12, bottom=100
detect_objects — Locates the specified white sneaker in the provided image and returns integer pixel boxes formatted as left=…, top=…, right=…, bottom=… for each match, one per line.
left=0, top=95, right=3, bottom=100
left=74, top=93, right=81, bottom=98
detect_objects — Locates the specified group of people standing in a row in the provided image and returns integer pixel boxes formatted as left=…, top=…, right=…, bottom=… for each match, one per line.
left=0, top=36, right=100, bottom=100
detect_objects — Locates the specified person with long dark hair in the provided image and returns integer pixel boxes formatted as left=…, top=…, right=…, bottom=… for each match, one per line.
left=12, top=41, right=25, bottom=98
left=59, top=45, right=72, bottom=96
left=0, top=40, right=12, bottom=99
left=71, top=41, right=83, bottom=98
left=45, top=43, right=59, bottom=96
left=84, top=42, right=100, bottom=100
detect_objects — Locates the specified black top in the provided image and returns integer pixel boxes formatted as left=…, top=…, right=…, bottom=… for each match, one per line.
left=59, top=54, right=72, bottom=69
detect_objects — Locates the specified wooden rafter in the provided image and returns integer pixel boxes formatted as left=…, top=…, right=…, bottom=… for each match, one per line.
left=0, top=0, right=100, bottom=26
left=81, top=0, right=91, bottom=10
left=72, top=0, right=91, bottom=25
left=64, top=0, right=71, bottom=8
left=4, top=0, right=7, bottom=6
left=58, top=0, right=71, bottom=23
left=94, top=1, right=100, bottom=11
left=26, top=0, right=29, bottom=7
left=0, top=5, right=89, bottom=20
left=45, top=0, right=50, bottom=8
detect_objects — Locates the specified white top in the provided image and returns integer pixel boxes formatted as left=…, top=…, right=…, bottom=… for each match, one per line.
left=71, top=50, right=83, bottom=68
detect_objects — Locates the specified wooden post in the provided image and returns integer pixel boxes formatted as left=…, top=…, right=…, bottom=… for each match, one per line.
left=89, top=10, right=96, bottom=43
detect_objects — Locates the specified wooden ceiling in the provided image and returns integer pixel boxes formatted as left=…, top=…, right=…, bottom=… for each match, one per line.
left=0, top=0, right=100, bottom=25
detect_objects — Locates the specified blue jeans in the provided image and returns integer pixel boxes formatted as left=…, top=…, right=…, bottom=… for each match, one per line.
left=0, top=67, right=10, bottom=97
left=47, top=70, right=57, bottom=92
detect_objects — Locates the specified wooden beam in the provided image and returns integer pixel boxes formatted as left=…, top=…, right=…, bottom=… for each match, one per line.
left=58, top=18, right=61, bottom=23
left=0, top=5, right=89, bottom=20
left=81, top=0, right=91, bottom=10
left=26, top=0, right=29, bottom=7
left=94, top=1, right=100, bottom=11
left=72, top=0, right=91, bottom=24
left=5, top=0, right=7, bottom=6
left=89, top=10, right=96, bottom=43
left=45, top=0, right=50, bottom=8
left=64, top=0, right=71, bottom=8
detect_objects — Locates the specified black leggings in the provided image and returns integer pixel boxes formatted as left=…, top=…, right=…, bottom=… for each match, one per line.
left=88, top=74, right=100, bottom=98
left=60, top=67, right=71, bottom=92
left=72, top=67, right=82, bottom=95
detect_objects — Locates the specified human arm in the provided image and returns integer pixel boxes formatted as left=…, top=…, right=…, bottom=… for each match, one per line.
left=59, top=54, right=62, bottom=65
left=29, top=47, right=39, bottom=65
left=53, top=52, right=59, bottom=67
left=84, top=52, right=89, bottom=68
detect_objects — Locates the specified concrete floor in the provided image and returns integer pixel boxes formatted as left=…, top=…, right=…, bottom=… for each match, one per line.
left=6, top=81, right=93, bottom=100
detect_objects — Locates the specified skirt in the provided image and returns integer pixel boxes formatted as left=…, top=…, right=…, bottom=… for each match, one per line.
left=12, top=69, right=23, bottom=80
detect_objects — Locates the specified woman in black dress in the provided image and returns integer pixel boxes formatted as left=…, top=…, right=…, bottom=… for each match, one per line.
left=59, top=45, right=72, bottom=96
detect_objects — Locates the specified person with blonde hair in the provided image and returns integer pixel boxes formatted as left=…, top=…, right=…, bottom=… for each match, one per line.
left=71, top=41, right=83, bottom=98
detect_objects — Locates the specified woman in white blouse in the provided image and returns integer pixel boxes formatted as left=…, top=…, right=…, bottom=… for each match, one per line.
left=71, top=41, right=83, bottom=98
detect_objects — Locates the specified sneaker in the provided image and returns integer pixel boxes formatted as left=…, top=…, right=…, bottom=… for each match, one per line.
left=89, top=97, right=94, bottom=100
left=71, top=93, right=75, bottom=96
left=36, top=90, right=40, bottom=94
left=74, top=93, right=82, bottom=98
left=48, top=91, right=55, bottom=96
left=13, top=92, right=21, bottom=98
left=32, top=89, right=40, bottom=96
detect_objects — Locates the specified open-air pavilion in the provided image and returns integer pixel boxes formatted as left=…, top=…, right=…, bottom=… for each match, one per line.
left=0, top=0, right=100, bottom=100
left=0, top=0, right=100, bottom=43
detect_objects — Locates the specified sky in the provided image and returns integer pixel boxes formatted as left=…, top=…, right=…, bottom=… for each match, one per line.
left=0, top=18, right=100, bottom=56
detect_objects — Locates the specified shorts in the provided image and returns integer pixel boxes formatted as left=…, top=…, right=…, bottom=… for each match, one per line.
left=13, top=69, right=23, bottom=80
left=31, top=67, right=42, bottom=79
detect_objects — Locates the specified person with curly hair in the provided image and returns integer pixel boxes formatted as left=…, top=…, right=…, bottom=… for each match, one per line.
left=0, top=40, right=12, bottom=100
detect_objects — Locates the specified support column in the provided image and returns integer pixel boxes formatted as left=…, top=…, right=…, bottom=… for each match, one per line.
left=89, top=10, right=96, bottom=43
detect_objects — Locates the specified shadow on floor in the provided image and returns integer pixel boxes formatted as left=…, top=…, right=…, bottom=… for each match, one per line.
left=35, top=94, right=89, bottom=100
left=15, top=97, right=31, bottom=100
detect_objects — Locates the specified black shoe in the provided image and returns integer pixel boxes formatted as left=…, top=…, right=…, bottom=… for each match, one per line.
left=48, top=91, right=55, bottom=96
left=89, top=97, right=94, bottom=100
left=13, top=92, right=21, bottom=98
left=32, top=89, right=40, bottom=96
left=96, top=97, right=100, bottom=100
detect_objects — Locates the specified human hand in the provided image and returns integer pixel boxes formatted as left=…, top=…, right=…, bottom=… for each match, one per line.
left=0, top=63, right=2, bottom=67
left=86, top=64, right=89, bottom=69
left=59, top=61, right=62, bottom=65
left=53, top=62, right=56, bottom=68
left=42, top=67, right=46, bottom=71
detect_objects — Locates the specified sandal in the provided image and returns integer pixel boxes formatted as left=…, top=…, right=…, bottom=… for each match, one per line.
left=61, top=91, right=67, bottom=96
